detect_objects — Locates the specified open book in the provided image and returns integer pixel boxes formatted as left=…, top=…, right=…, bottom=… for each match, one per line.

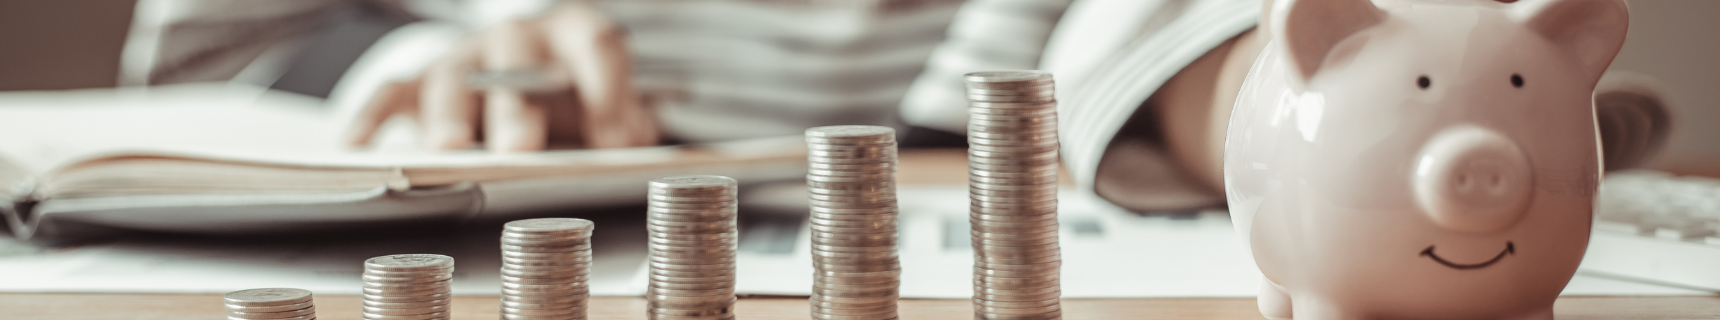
left=0, top=85, right=805, bottom=240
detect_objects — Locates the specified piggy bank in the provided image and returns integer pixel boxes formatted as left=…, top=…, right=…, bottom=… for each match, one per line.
left=1223, top=0, right=1628, bottom=318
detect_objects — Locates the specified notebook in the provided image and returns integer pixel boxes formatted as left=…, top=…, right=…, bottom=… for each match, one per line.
left=0, top=84, right=806, bottom=240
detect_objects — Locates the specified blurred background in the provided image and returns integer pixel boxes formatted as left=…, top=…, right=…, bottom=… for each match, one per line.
left=0, top=0, right=1714, bottom=176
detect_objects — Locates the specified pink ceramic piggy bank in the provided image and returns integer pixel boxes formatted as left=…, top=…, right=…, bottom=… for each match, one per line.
left=1224, top=0, right=1628, bottom=318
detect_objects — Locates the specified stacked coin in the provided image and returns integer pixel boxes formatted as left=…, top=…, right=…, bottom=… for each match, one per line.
left=224, top=288, right=316, bottom=320
left=645, top=175, right=739, bottom=320
left=963, top=70, right=1063, bottom=320
left=500, top=218, right=595, bottom=320
left=361, top=254, right=455, bottom=320
left=804, top=125, right=902, bottom=320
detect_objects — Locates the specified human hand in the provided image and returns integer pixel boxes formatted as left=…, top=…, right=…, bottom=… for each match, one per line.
left=344, top=2, right=659, bottom=152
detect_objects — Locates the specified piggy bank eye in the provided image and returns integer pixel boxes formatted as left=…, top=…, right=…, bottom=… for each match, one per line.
left=1417, top=76, right=1431, bottom=89
left=1511, top=74, right=1524, bottom=88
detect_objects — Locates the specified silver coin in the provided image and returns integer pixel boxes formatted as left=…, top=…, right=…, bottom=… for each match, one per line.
left=647, top=260, right=734, bottom=272
left=500, top=281, right=587, bottom=292
left=362, top=292, right=451, bottom=303
left=650, top=268, right=737, bottom=279
left=812, top=281, right=900, bottom=293
left=225, top=288, right=314, bottom=307
left=963, top=71, right=1052, bottom=84
left=500, top=255, right=590, bottom=266
left=974, top=303, right=1061, bottom=316
left=807, top=232, right=896, bottom=242
left=503, top=218, right=593, bottom=235
left=973, top=276, right=1062, bottom=287
left=806, top=292, right=899, bottom=304
left=362, top=280, right=452, bottom=291
left=809, top=243, right=897, bottom=254
left=228, top=314, right=316, bottom=320
left=648, top=271, right=736, bottom=282
left=361, top=285, right=450, bottom=297
left=645, top=202, right=736, bottom=211
left=811, top=304, right=897, bottom=316
left=814, top=275, right=899, bottom=286
left=647, top=287, right=735, bottom=298
left=502, top=306, right=583, bottom=316
left=227, top=301, right=314, bottom=313
left=648, top=175, right=736, bottom=190
left=365, top=254, right=454, bottom=272
left=808, top=297, right=895, bottom=309
left=962, top=80, right=1055, bottom=91
left=502, top=294, right=588, bottom=304
left=811, top=307, right=901, bottom=318
left=973, top=298, right=1061, bottom=309
left=362, top=304, right=447, bottom=316
left=807, top=217, right=897, bottom=229
left=498, top=299, right=586, bottom=310
left=809, top=239, right=897, bottom=249
left=502, top=251, right=596, bottom=261
left=501, top=274, right=589, bottom=285
left=360, top=310, right=449, bottom=320
left=966, top=95, right=1054, bottom=104
left=499, top=238, right=589, bottom=248
left=806, top=125, right=894, bottom=139
left=361, top=298, right=448, bottom=310
left=645, top=296, right=736, bottom=308
left=227, top=305, right=316, bottom=319
left=647, top=254, right=738, bottom=265
left=805, top=192, right=896, bottom=203
left=970, top=309, right=1062, bottom=320
left=965, top=86, right=1055, bottom=95
left=810, top=262, right=901, bottom=273
left=499, top=243, right=590, bottom=253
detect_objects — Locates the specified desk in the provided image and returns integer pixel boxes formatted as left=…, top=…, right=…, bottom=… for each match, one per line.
left=3, top=149, right=1718, bottom=319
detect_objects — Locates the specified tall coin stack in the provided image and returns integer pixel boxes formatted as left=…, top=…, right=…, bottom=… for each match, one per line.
left=645, top=175, right=740, bottom=320
left=225, top=288, right=316, bottom=320
left=361, top=254, right=455, bottom=320
left=500, top=218, right=595, bottom=320
left=963, top=70, right=1063, bottom=320
left=804, top=125, right=902, bottom=320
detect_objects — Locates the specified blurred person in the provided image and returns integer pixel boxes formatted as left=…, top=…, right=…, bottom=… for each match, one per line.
left=120, top=0, right=1667, bottom=213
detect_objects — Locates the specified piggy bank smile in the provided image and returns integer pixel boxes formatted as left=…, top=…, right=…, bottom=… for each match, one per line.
left=1421, top=241, right=1515, bottom=270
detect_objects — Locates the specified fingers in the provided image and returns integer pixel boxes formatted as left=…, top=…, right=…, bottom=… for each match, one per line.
left=482, top=21, right=551, bottom=153
left=420, top=39, right=482, bottom=150
left=539, top=5, right=659, bottom=149
left=345, top=80, right=420, bottom=147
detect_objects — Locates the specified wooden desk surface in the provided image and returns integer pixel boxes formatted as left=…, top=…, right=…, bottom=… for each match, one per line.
left=3, top=149, right=1718, bottom=319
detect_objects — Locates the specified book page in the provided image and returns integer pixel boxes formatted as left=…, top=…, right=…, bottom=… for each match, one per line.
left=0, top=84, right=806, bottom=200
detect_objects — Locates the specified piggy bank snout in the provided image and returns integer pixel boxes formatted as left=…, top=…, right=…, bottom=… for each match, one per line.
left=1412, top=126, right=1534, bottom=233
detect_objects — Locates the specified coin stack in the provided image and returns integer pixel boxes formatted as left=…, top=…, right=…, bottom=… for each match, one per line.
left=804, top=125, right=902, bottom=320
left=500, top=218, right=595, bottom=320
left=963, top=70, right=1064, bottom=320
left=361, top=254, right=455, bottom=320
left=224, top=288, right=316, bottom=320
left=645, top=175, right=740, bottom=320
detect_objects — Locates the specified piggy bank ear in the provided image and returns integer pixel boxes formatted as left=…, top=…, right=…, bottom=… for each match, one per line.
left=1513, top=0, right=1630, bottom=78
left=1273, top=0, right=1384, bottom=81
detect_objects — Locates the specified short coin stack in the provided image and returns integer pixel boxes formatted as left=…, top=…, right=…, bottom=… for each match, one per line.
left=963, top=70, right=1064, bottom=320
left=500, top=218, right=596, bottom=320
left=224, top=288, right=316, bottom=320
left=804, top=125, right=902, bottom=320
left=645, top=175, right=740, bottom=320
left=361, top=254, right=455, bottom=320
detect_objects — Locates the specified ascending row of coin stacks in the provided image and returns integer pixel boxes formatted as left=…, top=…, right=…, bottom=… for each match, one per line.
left=804, top=126, right=902, bottom=320
left=362, top=254, right=456, bottom=320
left=645, top=175, right=740, bottom=320
left=963, top=70, right=1064, bottom=320
left=500, top=218, right=595, bottom=320
left=225, top=288, right=317, bottom=320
